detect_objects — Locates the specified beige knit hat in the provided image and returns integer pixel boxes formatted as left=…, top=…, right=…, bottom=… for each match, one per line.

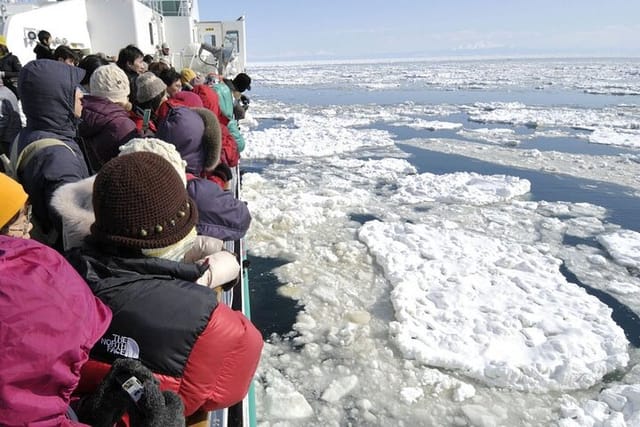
left=90, top=64, right=130, bottom=104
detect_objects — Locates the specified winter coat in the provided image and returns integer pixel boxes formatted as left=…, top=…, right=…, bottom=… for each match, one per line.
left=33, top=42, right=54, bottom=60
left=190, top=85, right=240, bottom=167
left=156, top=91, right=204, bottom=122
left=0, top=236, right=112, bottom=427
left=0, top=85, right=21, bottom=155
left=129, top=108, right=157, bottom=136
left=0, top=52, right=22, bottom=98
left=52, top=164, right=250, bottom=249
left=156, top=107, right=250, bottom=240
left=120, top=66, right=139, bottom=104
left=156, top=106, right=220, bottom=175
left=79, top=95, right=139, bottom=172
left=213, top=82, right=245, bottom=152
left=66, top=244, right=263, bottom=416
left=188, top=176, right=251, bottom=241
left=15, top=59, right=88, bottom=245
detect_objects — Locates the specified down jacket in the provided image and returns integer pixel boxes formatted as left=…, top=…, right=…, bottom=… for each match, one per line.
left=67, top=244, right=263, bottom=416
left=156, top=107, right=251, bottom=241
left=79, top=95, right=139, bottom=172
left=0, top=236, right=112, bottom=426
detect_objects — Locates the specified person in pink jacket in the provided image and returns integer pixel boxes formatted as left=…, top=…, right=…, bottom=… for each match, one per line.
left=0, top=235, right=112, bottom=426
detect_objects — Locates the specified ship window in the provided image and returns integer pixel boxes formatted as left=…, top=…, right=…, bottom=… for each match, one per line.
left=224, top=31, right=239, bottom=53
left=208, top=35, right=216, bottom=47
left=149, top=23, right=154, bottom=45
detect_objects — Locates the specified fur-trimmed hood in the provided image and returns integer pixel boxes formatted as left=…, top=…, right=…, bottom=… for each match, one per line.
left=156, top=106, right=221, bottom=175
left=50, top=176, right=95, bottom=251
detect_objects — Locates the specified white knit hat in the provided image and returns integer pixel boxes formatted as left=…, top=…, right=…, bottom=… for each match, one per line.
left=89, top=64, right=130, bottom=104
left=119, top=138, right=187, bottom=187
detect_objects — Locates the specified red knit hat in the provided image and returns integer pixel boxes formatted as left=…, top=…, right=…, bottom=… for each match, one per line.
left=91, top=152, right=197, bottom=249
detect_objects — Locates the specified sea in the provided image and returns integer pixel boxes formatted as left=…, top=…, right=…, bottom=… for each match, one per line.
left=238, top=57, right=640, bottom=426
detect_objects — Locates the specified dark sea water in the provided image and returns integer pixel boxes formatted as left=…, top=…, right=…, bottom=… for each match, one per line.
left=256, top=86, right=639, bottom=109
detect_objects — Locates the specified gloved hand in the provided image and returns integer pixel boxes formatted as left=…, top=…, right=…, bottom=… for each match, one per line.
left=76, top=358, right=155, bottom=427
left=210, top=163, right=233, bottom=183
left=129, top=381, right=185, bottom=427
left=196, top=251, right=240, bottom=289
left=240, top=94, right=250, bottom=110
left=183, top=235, right=224, bottom=263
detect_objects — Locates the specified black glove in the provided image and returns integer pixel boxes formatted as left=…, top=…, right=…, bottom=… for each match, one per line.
left=76, top=358, right=155, bottom=427
left=240, top=94, right=250, bottom=110
left=76, top=358, right=184, bottom=427
left=129, top=380, right=185, bottom=427
left=211, top=163, right=233, bottom=182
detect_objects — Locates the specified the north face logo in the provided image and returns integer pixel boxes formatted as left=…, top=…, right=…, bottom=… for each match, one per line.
left=100, top=334, right=140, bottom=359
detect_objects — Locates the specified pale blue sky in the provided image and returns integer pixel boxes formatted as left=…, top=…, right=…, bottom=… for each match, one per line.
left=199, top=0, right=640, bottom=61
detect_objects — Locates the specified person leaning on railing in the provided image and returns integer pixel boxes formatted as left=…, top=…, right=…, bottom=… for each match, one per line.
left=64, top=152, right=263, bottom=418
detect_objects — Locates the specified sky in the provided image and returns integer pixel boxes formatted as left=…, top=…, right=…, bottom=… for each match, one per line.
left=198, top=0, right=640, bottom=62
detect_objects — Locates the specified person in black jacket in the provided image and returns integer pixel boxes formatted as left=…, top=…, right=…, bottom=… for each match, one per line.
left=0, top=36, right=22, bottom=98
left=33, top=30, right=54, bottom=60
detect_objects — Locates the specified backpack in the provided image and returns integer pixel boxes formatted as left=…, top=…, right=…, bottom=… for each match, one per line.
left=1, top=137, right=74, bottom=179
left=0, top=137, right=76, bottom=247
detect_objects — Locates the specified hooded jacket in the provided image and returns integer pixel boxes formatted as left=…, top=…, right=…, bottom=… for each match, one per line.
left=191, top=84, right=240, bottom=166
left=0, top=236, right=112, bottom=426
left=213, top=82, right=246, bottom=153
left=52, top=168, right=250, bottom=250
left=79, top=95, right=139, bottom=172
left=0, top=50, right=22, bottom=98
left=15, top=59, right=88, bottom=243
left=66, top=243, right=263, bottom=416
left=156, top=107, right=251, bottom=240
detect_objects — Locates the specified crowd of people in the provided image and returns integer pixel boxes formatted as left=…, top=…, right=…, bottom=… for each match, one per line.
left=0, top=32, right=261, bottom=426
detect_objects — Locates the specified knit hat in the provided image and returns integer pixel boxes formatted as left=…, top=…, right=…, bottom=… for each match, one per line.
left=232, top=73, right=251, bottom=92
left=91, top=152, right=197, bottom=249
left=90, top=64, right=130, bottom=104
left=119, top=138, right=188, bottom=187
left=180, top=68, right=196, bottom=86
left=0, top=173, right=28, bottom=229
left=136, top=71, right=166, bottom=104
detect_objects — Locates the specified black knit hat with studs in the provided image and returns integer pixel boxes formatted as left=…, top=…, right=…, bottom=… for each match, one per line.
left=91, top=151, right=197, bottom=249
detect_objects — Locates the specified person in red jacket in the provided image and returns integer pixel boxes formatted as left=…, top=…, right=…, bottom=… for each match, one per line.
left=66, top=152, right=263, bottom=416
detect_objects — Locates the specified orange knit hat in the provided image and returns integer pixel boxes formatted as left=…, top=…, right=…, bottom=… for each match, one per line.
left=0, top=173, right=28, bottom=229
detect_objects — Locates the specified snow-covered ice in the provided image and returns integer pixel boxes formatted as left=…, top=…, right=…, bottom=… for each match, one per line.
left=242, top=58, right=640, bottom=426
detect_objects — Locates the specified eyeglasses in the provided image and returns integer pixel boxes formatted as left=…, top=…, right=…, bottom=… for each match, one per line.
left=7, top=205, right=33, bottom=238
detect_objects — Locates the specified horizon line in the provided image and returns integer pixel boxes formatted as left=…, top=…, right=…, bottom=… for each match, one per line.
left=247, top=53, right=640, bottom=67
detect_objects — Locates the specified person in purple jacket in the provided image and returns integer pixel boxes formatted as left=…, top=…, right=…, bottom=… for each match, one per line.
left=79, top=64, right=139, bottom=172
left=156, top=107, right=252, bottom=241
